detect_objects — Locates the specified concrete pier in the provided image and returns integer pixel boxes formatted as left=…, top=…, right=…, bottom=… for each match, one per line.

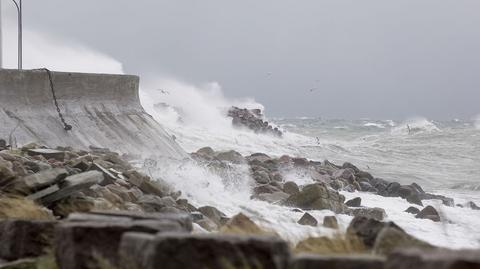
left=0, top=69, right=187, bottom=158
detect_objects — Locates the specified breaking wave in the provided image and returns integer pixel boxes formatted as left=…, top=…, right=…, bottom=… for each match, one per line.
left=391, top=117, right=441, bottom=135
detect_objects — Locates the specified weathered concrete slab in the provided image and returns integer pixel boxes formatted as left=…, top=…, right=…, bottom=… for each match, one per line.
left=119, top=232, right=291, bottom=269
left=40, top=171, right=103, bottom=205
left=0, top=220, right=57, bottom=261
left=0, top=69, right=187, bottom=159
left=54, top=219, right=189, bottom=269
left=20, top=168, right=68, bottom=190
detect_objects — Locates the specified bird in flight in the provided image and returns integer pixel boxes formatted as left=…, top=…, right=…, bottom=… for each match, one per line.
left=158, top=89, right=170, bottom=95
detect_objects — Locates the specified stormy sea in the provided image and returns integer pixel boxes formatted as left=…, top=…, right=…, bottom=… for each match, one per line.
left=139, top=82, right=480, bottom=249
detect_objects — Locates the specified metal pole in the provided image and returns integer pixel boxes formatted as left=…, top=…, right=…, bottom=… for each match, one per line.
left=11, top=0, right=21, bottom=70
left=0, top=1, right=3, bottom=68
left=18, top=0, right=21, bottom=70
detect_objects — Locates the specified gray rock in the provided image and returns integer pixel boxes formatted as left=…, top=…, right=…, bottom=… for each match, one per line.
left=256, top=192, right=290, bottom=204
left=67, top=211, right=193, bottom=231
left=19, top=168, right=68, bottom=191
left=356, top=170, right=374, bottom=180
left=0, top=220, right=56, bottom=261
left=419, top=193, right=454, bottom=207
left=323, top=216, right=339, bottom=229
left=40, top=171, right=103, bottom=205
left=90, top=162, right=119, bottom=186
left=27, top=148, right=65, bottom=161
left=347, top=216, right=403, bottom=248
left=342, top=162, right=360, bottom=173
left=406, top=194, right=423, bottom=206
left=291, top=253, right=385, bottom=269
left=283, top=181, right=300, bottom=195
left=466, top=201, right=480, bottom=210
left=351, top=207, right=387, bottom=221
left=54, top=217, right=190, bottom=269
left=124, top=170, right=167, bottom=197
left=253, top=184, right=281, bottom=195
left=405, top=207, right=421, bottom=215
left=198, top=206, right=228, bottom=227
left=138, top=195, right=176, bottom=212
left=26, top=184, right=60, bottom=201
left=215, top=150, right=245, bottom=164
left=247, top=153, right=271, bottom=163
left=253, top=170, right=271, bottom=184
left=119, top=232, right=290, bottom=269
left=345, top=197, right=362, bottom=207
left=284, top=183, right=347, bottom=214
left=415, top=206, right=440, bottom=222
left=333, top=169, right=355, bottom=182
left=297, top=213, right=318, bottom=227
left=386, top=248, right=480, bottom=269
left=196, top=147, right=215, bottom=157
left=329, top=179, right=344, bottom=190
left=373, top=227, right=433, bottom=255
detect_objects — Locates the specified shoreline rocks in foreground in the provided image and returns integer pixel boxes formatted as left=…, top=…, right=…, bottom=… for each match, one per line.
left=0, top=142, right=479, bottom=268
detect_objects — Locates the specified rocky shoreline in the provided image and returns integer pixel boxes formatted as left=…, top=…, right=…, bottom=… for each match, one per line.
left=0, top=141, right=479, bottom=268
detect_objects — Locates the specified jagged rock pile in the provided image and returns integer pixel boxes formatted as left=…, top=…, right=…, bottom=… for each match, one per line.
left=227, top=106, right=283, bottom=137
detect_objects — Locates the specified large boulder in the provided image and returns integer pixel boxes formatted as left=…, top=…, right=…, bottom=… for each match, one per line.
left=284, top=183, right=347, bottom=214
left=345, top=197, right=362, bottom=207
left=419, top=193, right=454, bottom=207
left=18, top=168, right=68, bottom=191
left=346, top=217, right=403, bottom=248
left=119, top=232, right=291, bottom=269
left=373, top=227, right=434, bottom=255
left=333, top=169, right=355, bottom=183
left=415, top=206, right=440, bottom=222
left=55, top=213, right=191, bottom=269
left=215, top=150, right=245, bottom=164
left=351, top=207, right=387, bottom=221
left=198, top=206, right=228, bottom=227
left=297, top=213, right=318, bottom=227
left=255, top=192, right=290, bottom=204
left=405, top=207, right=421, bottom=215
left=283, top=181, right=300, bottom=195
left=291, top=254, right=385, bottom=269
left=39, top=171, right=103, bottom=205
left=0, top=220, right=56, bottom=261
left=323, top=216, right=339, bottom=229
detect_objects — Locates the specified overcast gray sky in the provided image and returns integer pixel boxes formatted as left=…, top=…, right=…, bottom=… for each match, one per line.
left=3, top=0, right=480, bottom=119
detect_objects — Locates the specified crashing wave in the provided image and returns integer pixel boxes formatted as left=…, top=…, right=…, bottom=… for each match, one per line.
left=391, top=117, right=441, bottom=135
left=363, top=122, right=386, bottom=129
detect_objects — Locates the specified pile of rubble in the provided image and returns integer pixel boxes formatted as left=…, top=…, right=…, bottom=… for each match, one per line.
left=227, top=106, right=283, bottom=137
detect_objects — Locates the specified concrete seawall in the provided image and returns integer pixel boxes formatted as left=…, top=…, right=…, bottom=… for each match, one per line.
left=0, top=69, right=187, bottom=159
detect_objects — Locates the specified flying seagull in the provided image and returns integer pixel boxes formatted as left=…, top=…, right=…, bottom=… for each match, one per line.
left=158, top=89, right=170, bottom=95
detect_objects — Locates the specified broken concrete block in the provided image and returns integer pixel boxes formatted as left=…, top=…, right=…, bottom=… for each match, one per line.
left=54, top=218, right=189, bottom=269
left=27, top=149, right=65, bottom=161
left=119, top=233, right=291, bottom=269
left=20, top=168, right=68, bottom=190
left=40, top=171, right=103, bottom=205
left=0, top=220, right=57, bottom=261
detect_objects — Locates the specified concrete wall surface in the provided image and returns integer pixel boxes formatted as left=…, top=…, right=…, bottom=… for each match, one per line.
left=0, top=69, right=187, bottom=159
